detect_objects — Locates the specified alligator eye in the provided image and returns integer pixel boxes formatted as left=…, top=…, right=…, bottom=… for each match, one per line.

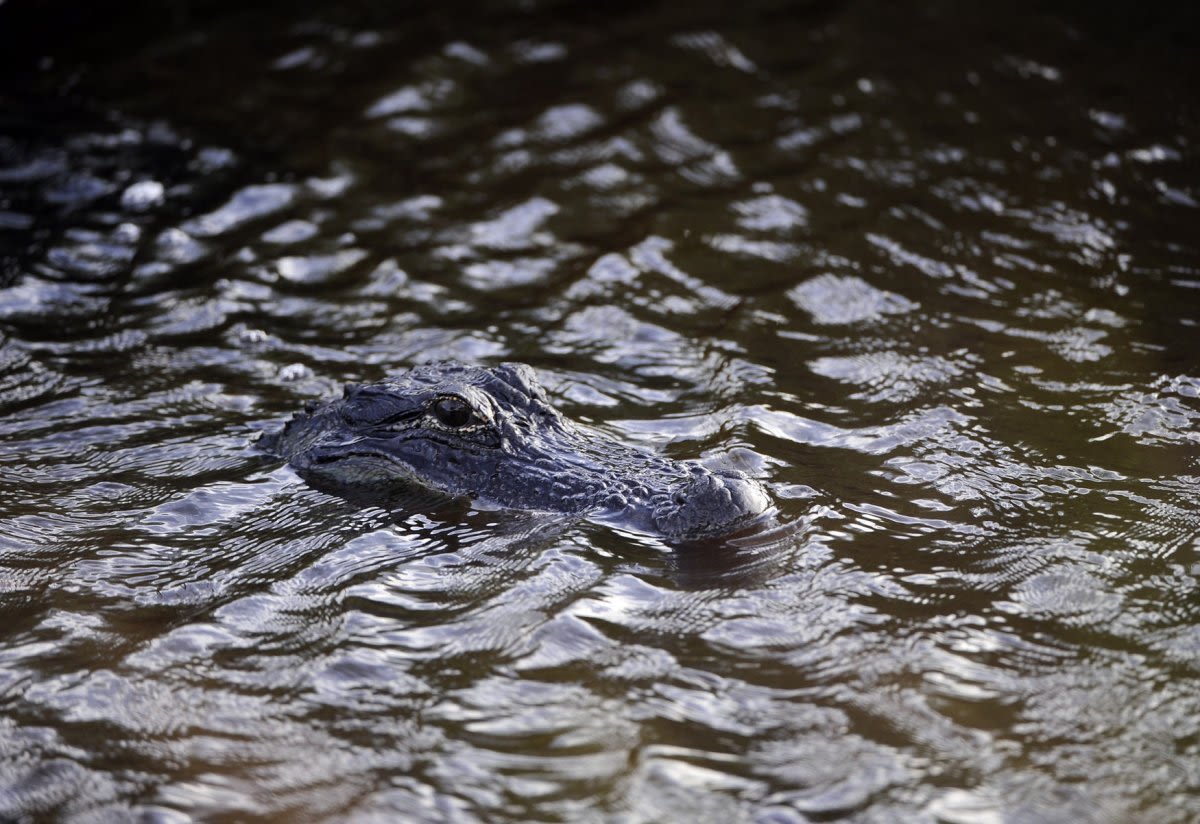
left=432, top=396, right=475, bottom=428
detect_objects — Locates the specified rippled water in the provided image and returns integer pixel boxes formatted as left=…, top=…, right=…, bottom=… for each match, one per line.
left=1, top=1, right=1198, bottom=821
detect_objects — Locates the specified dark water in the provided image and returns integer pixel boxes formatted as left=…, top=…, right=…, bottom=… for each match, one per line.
left=1, top=1, right=1198, bottom=821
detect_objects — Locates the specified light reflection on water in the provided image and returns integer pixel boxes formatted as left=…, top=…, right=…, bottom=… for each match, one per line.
left=1, top=0, right=1198, bottom=821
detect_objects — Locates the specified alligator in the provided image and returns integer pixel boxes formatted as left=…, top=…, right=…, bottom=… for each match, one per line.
left=261, top=362, right=772, bottom=543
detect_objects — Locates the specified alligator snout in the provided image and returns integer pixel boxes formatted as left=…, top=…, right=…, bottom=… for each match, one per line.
left=652, top=468, right=772, bottom=542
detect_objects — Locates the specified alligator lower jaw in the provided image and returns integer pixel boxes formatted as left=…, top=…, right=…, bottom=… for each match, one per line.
left=662, top=509, right=776, bottom=544
left=584, top=486, right=775, bottom=544
left=588, top=501, right=776, bottom=545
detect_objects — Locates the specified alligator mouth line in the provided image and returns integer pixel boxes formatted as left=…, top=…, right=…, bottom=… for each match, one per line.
left=307, top=447, right=426, bottom=482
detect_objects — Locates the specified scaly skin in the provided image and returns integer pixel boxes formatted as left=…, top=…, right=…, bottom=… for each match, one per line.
left=262, top=362, right=771, bottom=542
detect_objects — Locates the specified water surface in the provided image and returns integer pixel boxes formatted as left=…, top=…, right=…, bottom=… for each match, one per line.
left=1, top=1, right=1198, bottom=821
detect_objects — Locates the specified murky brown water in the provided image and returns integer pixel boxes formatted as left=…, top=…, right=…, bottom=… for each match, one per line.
left=1, top=1, right=1198, bottom=821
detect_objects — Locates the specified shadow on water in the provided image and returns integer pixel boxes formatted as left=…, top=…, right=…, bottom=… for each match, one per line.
left=658, top=513, right=820, bottom=590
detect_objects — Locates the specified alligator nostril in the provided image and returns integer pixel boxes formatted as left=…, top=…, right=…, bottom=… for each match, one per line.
left=604, top=492, right=628, bottom=510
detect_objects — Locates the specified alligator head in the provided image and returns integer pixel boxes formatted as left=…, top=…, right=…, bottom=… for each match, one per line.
left=261, top=362, right=772, bottom=542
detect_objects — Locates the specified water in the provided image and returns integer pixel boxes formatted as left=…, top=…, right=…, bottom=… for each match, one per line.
left=1, top=1, right=1198, bottom=821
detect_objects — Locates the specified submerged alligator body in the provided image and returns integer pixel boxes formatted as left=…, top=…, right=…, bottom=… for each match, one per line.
left=262, top=362, right=772, bottom=542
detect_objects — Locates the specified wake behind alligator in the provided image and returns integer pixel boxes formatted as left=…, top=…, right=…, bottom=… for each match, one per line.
left=261, top=362, right=773, bottom=542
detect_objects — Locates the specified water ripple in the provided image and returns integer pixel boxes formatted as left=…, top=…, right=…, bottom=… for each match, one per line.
left=2, top=1, right=1199, bottom=821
